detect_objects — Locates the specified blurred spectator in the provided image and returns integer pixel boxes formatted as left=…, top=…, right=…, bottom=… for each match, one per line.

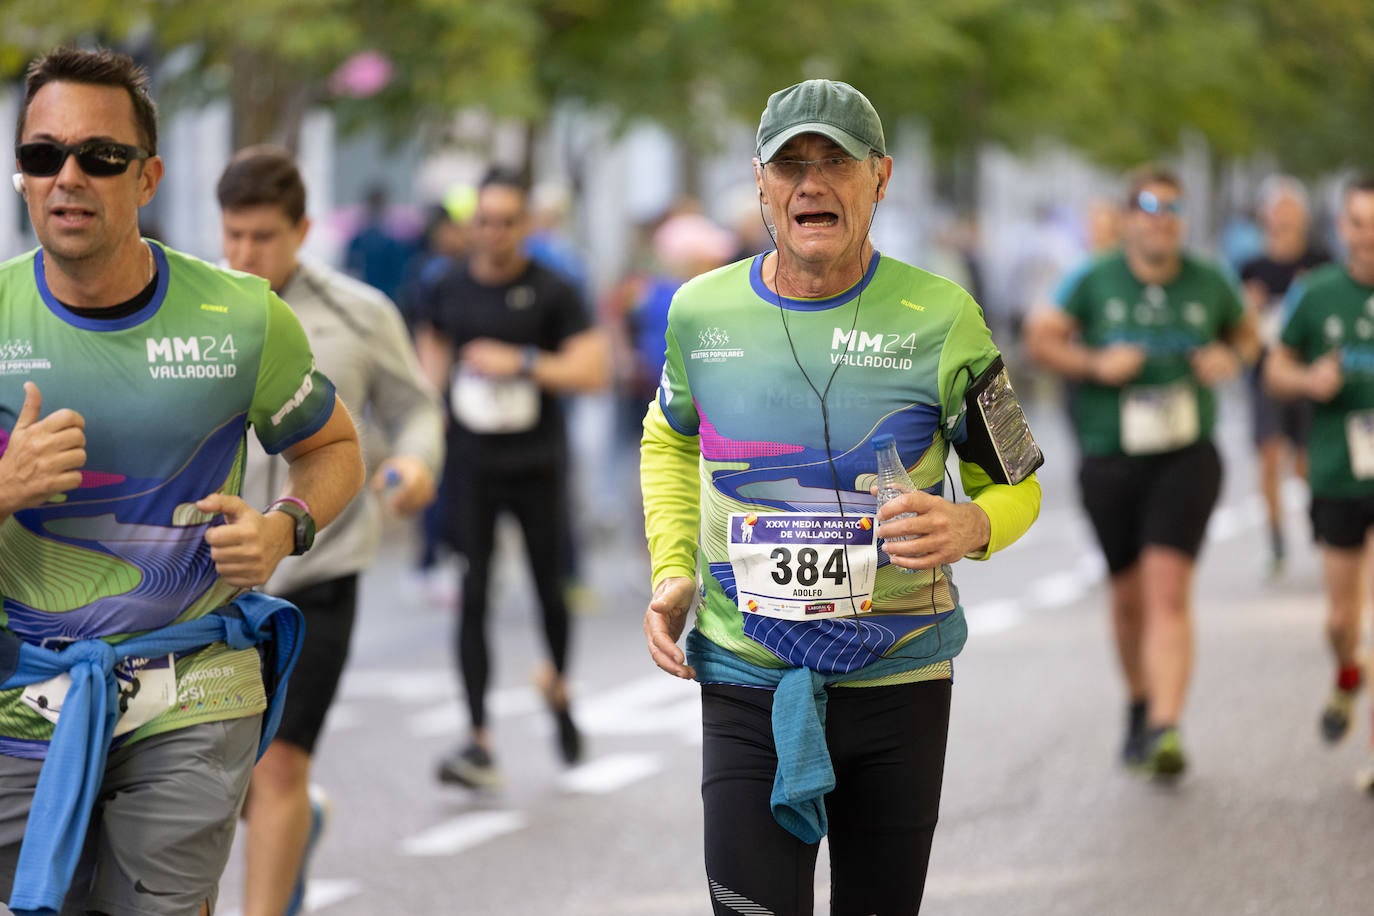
left=601, top=199, right=707, bottom=412
left=524, top=181, right=590, bottom=297
left=1219, top=207, right=1265, bottom=273
left=400, top=199, right=476, bottom=606
left=949, top=212, right=986, bottom=303
left=1085, top=196, right=1123, bottom=253
left=1006, top=202, right=1085, bottom=338
left=344, top=184, right=414, bottom=301
left=522, top=181, right=595, bottom=603
left=922, top=208, right=979, bottom=302
left=628, top=213, right=738, bottom=399
left=399, top=200, right=473, bottom=328
left=1239, top=174, right=1327, bottom=575
left=720, top=182, right=776, bottom=263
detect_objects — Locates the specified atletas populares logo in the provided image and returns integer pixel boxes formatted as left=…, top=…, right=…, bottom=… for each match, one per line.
left=690, top=326, right=743, bottom=363
left=0, top=339, right=51, bottom=375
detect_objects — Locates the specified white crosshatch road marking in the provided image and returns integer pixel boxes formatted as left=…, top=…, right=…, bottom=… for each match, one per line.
left=400, top=810, right=527, bottom=857
left=558, top=752, right=661, bottom=794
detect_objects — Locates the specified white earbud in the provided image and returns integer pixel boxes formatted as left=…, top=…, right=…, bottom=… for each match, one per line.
left=11, top=173, right=23, bottom=195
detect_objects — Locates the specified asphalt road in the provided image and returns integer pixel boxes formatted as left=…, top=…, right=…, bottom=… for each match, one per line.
left=210, top=381, right=1374, bottom=916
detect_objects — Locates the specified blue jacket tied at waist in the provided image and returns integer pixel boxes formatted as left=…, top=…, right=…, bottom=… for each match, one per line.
left=686, top=610, right=964, bottom=845
left=0, top=591, right=303, bottom=916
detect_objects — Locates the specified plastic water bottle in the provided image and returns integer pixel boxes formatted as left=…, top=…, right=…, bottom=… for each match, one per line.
left=873, top=434, right=918, bottom=571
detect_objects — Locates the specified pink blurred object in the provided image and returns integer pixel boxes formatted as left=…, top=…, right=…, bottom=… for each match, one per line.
left=653, top=214, right=736, bottom=274
left=329, top=203, right=426, bottom=244
left=330, top=51, right=393, bottom=99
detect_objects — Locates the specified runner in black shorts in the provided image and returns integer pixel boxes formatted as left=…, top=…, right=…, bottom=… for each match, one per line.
left=1239, top=175, right=1327, bottom=575
left=1079, top=440, right=1222, bottom=574
left=220, top=148, right=444, bottom=916
left=272, top=577, right=358, bottom=754
left=1025, top=164, right=1257, bottom=779
left=1266, top=176, right=1374, bottom=781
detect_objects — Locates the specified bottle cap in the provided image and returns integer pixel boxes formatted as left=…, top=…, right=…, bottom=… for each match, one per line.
left=871, top=434, right=895, bottom=450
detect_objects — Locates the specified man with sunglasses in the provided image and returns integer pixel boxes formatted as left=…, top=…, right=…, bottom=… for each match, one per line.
left=0, top=47, right=364, bottom=916
left=413, top=166, right=610, bottom=790
left=1025, top=164, right=1258, bottom=779
left=641, top=79, right=1043, bottom=915
left=1266, top=176, right=1374, bottom=783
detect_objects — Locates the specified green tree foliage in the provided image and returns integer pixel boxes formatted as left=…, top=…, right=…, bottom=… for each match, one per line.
left=0, top=0, right=1371, bottom=178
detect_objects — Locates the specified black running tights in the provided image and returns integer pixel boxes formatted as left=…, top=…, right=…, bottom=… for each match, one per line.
left=701, top=679, right=951, bottom=915
left=454, top=464, right=571, bottom=730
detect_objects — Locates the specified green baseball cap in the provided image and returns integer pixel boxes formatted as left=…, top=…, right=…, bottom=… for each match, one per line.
left=755, top=79, right=886, bottom=163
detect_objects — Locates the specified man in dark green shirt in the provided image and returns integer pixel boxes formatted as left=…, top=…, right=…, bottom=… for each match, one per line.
left=1266, top=176, right=1374, bottom=777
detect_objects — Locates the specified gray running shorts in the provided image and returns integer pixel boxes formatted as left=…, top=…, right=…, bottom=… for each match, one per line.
left=0, top=714, right=261, bottom=916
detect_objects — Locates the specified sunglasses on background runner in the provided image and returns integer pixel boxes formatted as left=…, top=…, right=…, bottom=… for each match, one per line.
left=1132, top=190, right=1184, bottom=216
left=15, top=140, right=150, bottom=177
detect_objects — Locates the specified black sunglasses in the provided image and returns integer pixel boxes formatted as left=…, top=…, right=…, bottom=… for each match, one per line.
left=15, top=140, right=150, bottom=178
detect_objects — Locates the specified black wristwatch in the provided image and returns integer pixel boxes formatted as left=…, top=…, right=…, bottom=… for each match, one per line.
left=266, top=497, right=316, bottom=556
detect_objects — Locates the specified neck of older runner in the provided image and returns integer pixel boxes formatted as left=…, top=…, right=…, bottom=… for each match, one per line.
left=764, top=238, right=873, bottom=300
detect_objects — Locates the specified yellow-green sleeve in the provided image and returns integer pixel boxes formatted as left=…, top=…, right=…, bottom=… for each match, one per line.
left=640, top=399, right=701, bottom=587
left=959, top=460, right=1041, bottom=560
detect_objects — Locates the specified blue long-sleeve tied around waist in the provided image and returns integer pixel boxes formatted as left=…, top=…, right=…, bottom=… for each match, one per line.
left=685, top=611, right=964, bottom=845
left=0, top=591, right=302, bottom=916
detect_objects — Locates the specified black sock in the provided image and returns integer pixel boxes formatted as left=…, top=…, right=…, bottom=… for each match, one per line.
left=1128, top=699, right=1148, bottom=736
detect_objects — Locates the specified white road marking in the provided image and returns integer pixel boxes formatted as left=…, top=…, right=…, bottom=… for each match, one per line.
left=399, top=810, right=526, bottom=857
left=925, top=864, right=1096, bottom=899
left=339, top=669, right=453, bottom=702
left=558, top=752, right=662, bottom=794
left=217, top=879, right=361, bottom=916
left=304, top=878, right=363, bottom=911
left=320, top=702, right=361, bottom=733
left=575, top=676, right=701, bottom=737
left=964, top=598, right=1022, bottom=635
left=405, top=686, right=546, bottom=739
left=1027, top=570, right=1091, bottom=609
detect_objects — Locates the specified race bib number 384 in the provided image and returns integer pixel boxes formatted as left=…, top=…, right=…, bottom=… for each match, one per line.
left=727, top=512, right=877, bottom=621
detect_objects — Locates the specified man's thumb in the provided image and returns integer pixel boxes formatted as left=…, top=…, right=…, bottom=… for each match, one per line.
left=15, top=382, right=41, bottom=429
left=196, top=493, right=238, bottom=520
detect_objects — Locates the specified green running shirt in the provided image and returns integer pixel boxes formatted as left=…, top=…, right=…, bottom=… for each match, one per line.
left=643, top=252, right=1040, bottom=678
left=1279, top=263, right=1374, bottom=498
left=1055, top=251, right=1244, bottom=456
left=0, top=242, right=337, bottom=756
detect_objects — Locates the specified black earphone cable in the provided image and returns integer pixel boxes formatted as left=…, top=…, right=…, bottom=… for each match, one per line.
left=757, top=175, right=948, bottom=662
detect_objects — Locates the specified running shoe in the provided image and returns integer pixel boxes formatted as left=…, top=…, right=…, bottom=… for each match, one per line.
left=1121, top=700, right=1149, bottom=768
left=1320, top=685, right=1359, bottom=744
left=1141, top=727, right=1187, bottom=779
left=555, top=706, right=583, bottom=765
left=1267, top=528, right=1285, bottom=580
left=535, top=663, right=583, bottom=765
left=436, top=743, right=503, bottom=789
left=1356, top=759, right=1374, bottom=795
left=284, top=784, right=331, bottom=916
